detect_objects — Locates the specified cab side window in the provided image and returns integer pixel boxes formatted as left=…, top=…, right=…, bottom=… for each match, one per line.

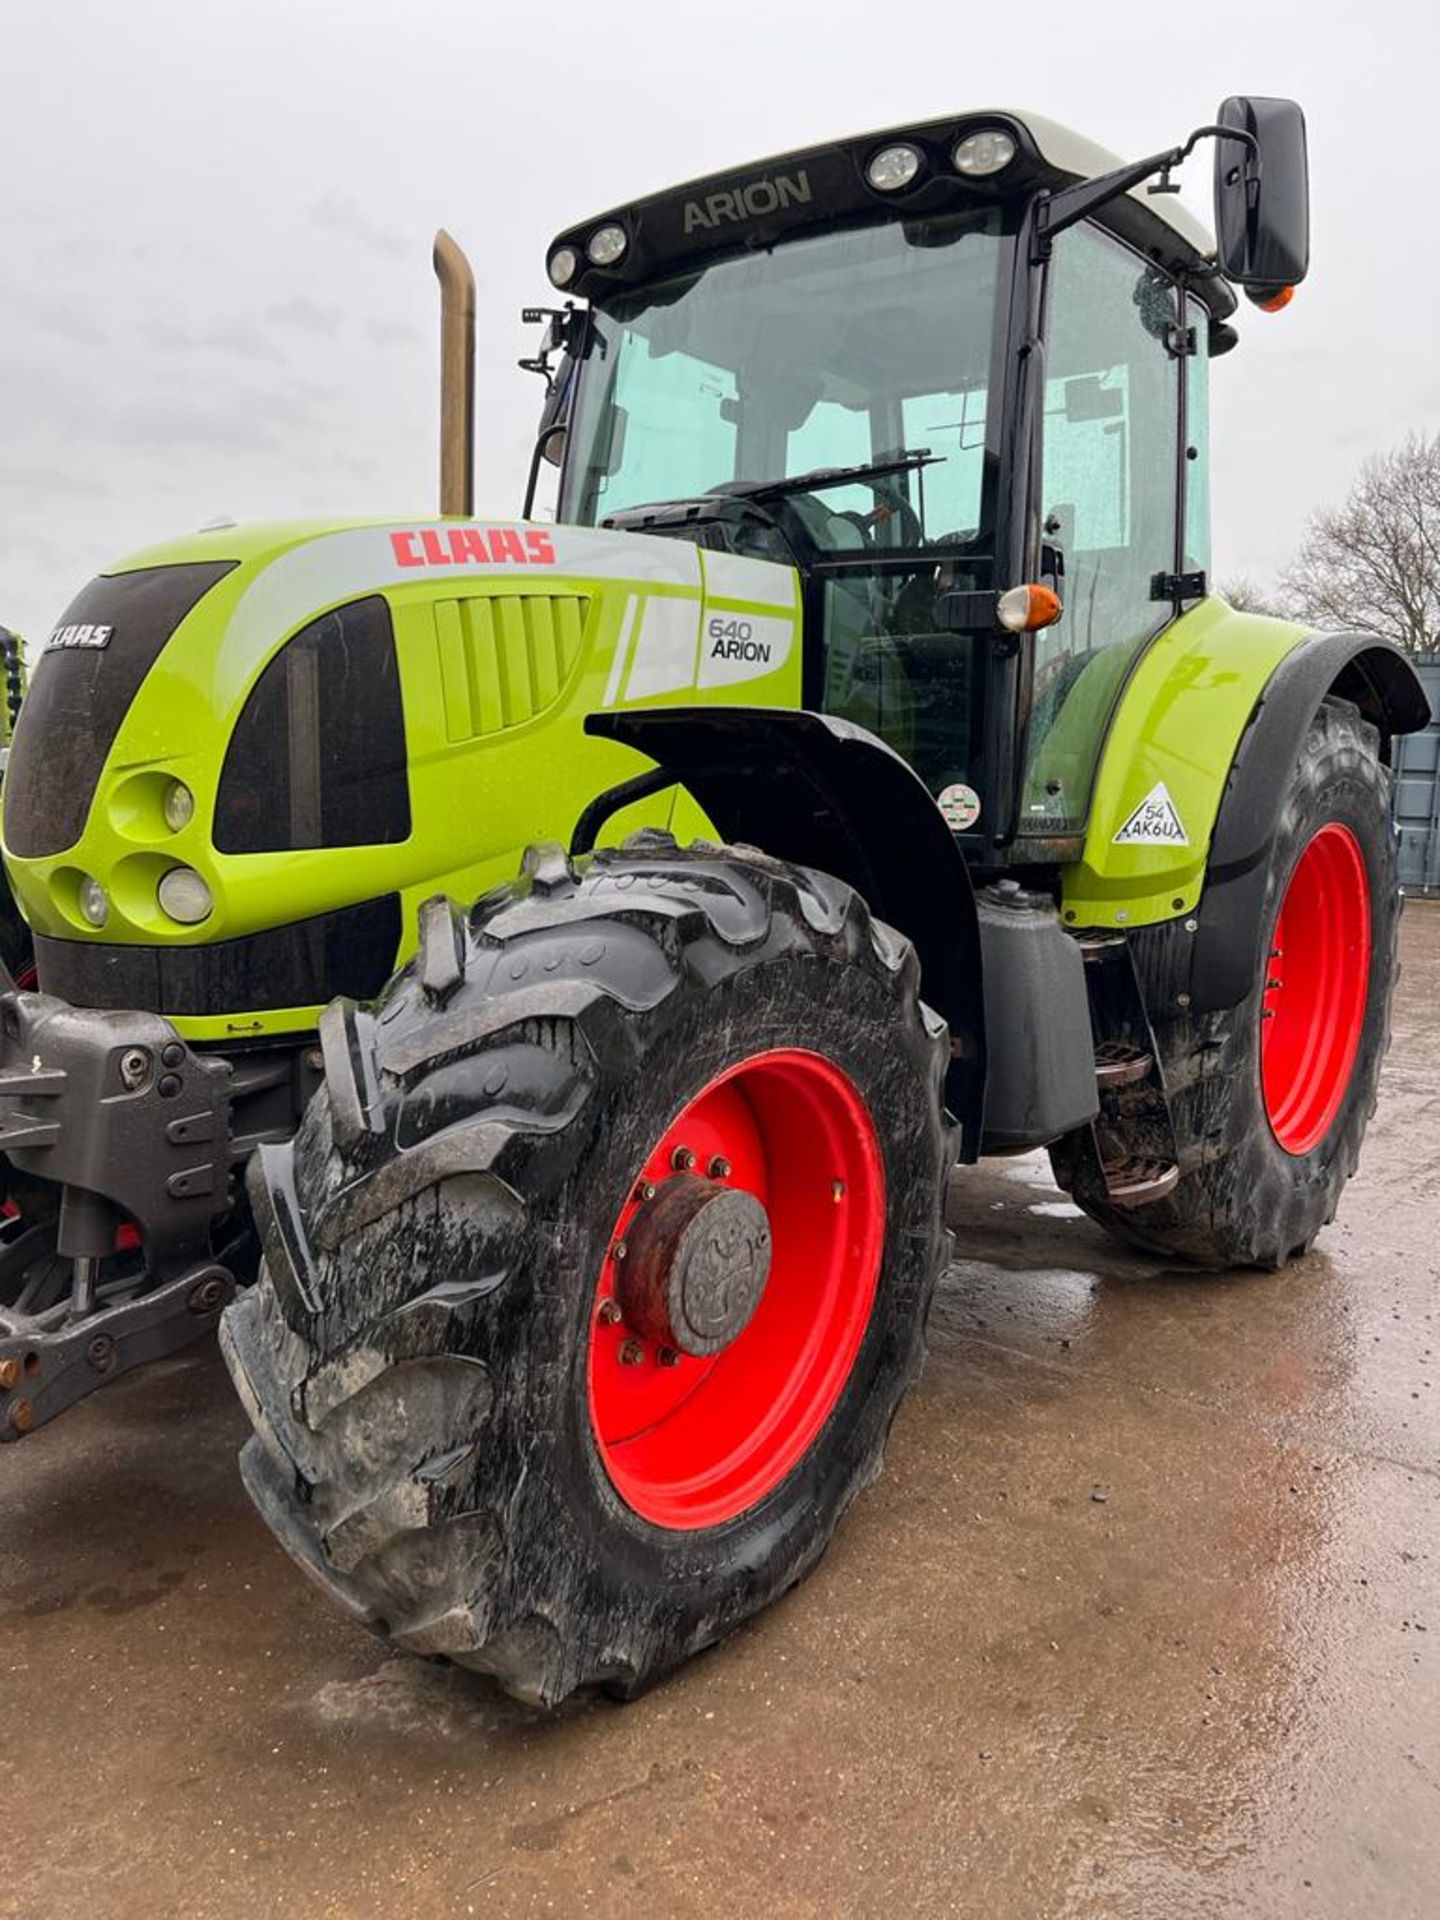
left=1023, top=224, right=1180, bottom=832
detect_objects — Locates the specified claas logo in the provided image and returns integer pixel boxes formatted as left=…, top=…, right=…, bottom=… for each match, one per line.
left=390, top=527, right=557, bottom=568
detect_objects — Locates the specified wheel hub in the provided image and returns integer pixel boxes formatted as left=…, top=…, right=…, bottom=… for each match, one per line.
left=617, top=1175, right=772, bottom=1357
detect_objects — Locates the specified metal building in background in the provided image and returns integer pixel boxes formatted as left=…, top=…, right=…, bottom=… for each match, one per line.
left=1396, top=659, right=1440, bottom=896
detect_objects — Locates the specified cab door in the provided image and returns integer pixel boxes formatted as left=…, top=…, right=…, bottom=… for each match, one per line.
left=1020, top=221, right=1186, bottom=841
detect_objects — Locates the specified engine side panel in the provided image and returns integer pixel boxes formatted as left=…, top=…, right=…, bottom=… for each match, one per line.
left=3, top=520, right=802, bottom=1039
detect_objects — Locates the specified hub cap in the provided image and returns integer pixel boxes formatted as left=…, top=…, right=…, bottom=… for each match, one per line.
left=588, top=1047, right=885, bottom=1530
left=617, top=1176, right=773, bottom=1357
left=1261, top=822, right=1371, bottom=1156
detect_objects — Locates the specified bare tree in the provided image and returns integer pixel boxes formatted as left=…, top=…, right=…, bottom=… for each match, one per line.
left=1219, top=577, right=1293, bottom=620
left=1280, top=432, right=1440, bottom=654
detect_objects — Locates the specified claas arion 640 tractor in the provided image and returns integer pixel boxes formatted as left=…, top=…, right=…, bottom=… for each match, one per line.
left=1, top=99, right=1429, bottom=1705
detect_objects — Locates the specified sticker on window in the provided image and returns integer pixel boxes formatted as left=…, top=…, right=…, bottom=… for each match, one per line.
left=1112, top=782, right=1188, bottom=846
left=938, top=783, right=982, bottom=831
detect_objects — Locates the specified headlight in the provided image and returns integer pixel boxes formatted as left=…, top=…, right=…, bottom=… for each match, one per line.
left=162, top=779, right=195, bottom=833
left=548, top=246, right=579, bottom=289
left=953, top=129, right=1017, bottom=178
left=586, top=224, right=628, bottom=268
left=78, top=876, right=109, bottom=928
left=157, top=866, right=213, bottom=925
left=866, top=144, right=923, bottom=192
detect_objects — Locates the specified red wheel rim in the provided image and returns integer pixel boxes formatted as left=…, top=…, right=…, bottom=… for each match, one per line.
left=1261, top=823, right=1371, bottom=1156
left=587, top=1048, right=885, bottom=1530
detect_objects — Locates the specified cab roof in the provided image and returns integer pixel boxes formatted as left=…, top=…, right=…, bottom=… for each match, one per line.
left=548, top=108, right=1234, bottom=319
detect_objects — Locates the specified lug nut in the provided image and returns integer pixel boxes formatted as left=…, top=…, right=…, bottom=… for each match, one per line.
left=597, top=1298, right=622, bottom=1326
left=611, top=1240, right=628, bottom=1262
left=832, top=1179, right=847, bottom=1203
left=671, top=1145, right=697, bottom=1172
left=635, top=1182, right=657, bottom=1203
left=619, top=1339, right=645, bottom=1367
left=119, top=1047, right=151, bottom=1090
left=0, top=1357, right=21, bottom=1391
left=187, top=1275, right=229, bottom=1316
left=9, top=1398, right=34, bottom=1434
left=658, top=1347, right=681, bottom=1368
left=86, top=1334, right=117, bottom=1374
left=707, top=1156, right=732, bottom=1179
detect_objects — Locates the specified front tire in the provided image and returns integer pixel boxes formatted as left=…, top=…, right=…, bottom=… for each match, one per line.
left=1052, top=697, right=1399, bottom=1269
left=221, top=835, right=951, bottom=1706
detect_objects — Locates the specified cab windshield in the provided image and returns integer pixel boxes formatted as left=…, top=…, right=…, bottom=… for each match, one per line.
left=561, top=208, right=1007, bottom=550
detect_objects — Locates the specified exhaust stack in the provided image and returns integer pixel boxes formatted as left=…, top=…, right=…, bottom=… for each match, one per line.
left=433, top=229, right=475, bottom=517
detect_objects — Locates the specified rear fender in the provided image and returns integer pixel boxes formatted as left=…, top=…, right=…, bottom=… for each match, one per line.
left=1180, top=630, right=1428, bottom=1013
left=1060, top=599, right=1428, bottom=949
left=584, top=707, right=986, bottom=1156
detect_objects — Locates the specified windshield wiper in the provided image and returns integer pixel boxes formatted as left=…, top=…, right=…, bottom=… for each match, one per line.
left=721, top=448, right=942, bottom=504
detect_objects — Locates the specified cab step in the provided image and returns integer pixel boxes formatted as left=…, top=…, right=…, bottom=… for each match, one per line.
left=1094, top=1040, right=1154, bottom=1088
left=1101, top=1155, right=1181, bottom=1208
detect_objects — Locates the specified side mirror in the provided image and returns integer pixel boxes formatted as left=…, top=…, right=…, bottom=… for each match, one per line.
left=1213, top=96, right=1309, bottom=308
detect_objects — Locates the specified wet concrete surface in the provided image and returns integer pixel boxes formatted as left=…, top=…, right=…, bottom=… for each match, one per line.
left=3, top=908, right=1438, bottom=1920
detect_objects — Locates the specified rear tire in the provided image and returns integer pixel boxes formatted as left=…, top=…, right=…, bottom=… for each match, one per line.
left=221, top=834, right=951, bottom=1707
left=1052, top=697, right=1399, bottom=1269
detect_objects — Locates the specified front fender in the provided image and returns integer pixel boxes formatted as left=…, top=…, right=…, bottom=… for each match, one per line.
left=584, top=706, right=986, bottom=1155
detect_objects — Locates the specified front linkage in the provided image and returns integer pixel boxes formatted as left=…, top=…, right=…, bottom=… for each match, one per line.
left=0, top=980, right=310, bottom=1438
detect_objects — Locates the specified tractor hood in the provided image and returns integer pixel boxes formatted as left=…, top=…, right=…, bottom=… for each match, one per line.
left=1, top=517, right=799, bottom=1037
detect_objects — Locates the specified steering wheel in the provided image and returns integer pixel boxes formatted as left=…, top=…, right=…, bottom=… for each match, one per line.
left=849, top=485, right=925, bottom=550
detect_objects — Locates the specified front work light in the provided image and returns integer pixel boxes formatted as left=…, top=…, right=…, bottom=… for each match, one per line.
left=586, top=224, right=628, bottom=268
left=548, top=246, right=579, bottom=289
left=954, top=129, right=1017, bottom=178
left=866, top=144, right=923, bottom=192
left=158, top=866, right=214, bottom=925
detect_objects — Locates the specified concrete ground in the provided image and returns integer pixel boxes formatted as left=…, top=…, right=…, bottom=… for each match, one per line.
left=4, top=911, right=1437, bottom=1920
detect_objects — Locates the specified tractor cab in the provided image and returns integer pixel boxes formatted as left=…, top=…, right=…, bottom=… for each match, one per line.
left=530, top=103, right=1306, bottom=858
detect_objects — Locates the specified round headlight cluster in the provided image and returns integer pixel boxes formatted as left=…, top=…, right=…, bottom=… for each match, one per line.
left=866, top=143, right=923, bottom=193
left=158, top=866, right=213, bottom=925
left=953, top=129, right=1017, bottom=178
left=549, top=222, right=629, bottom=285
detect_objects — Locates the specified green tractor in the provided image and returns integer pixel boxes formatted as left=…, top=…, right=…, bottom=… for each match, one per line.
left=1, top=99, right=1428, bottom=1704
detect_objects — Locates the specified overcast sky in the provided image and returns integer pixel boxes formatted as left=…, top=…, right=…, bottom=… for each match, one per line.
left=4, top=0, right=1437, bottom=647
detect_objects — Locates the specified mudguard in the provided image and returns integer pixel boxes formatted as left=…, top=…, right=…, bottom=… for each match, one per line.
left=1060, top=599, right=1429, bottom=947
left=1185, top=630, right=1428, bottom=1012
left=584, top=706, right=987, bottom=1156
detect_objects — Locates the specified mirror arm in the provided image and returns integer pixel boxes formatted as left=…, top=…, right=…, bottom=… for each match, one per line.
left=522, top=430, right=550, bottom=519
left=517, top=302, right=591, bottom=394
left=1035, top=124, right=1259, bottom=257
